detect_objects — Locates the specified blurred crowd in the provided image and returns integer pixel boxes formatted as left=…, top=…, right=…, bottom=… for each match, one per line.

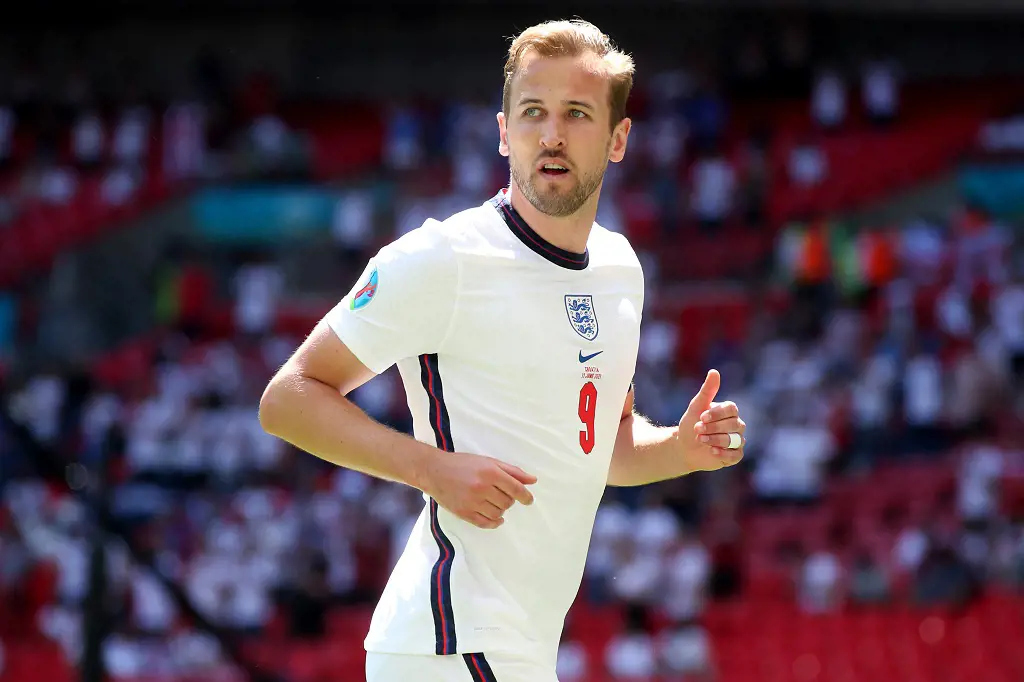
left=1, top=17, right=1023, bottom=682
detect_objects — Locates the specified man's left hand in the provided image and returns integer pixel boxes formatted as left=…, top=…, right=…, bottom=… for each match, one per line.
left=677, top=369, right=745, bottom=473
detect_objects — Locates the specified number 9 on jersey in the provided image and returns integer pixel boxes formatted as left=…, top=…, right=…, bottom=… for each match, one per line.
left=578, top=381, right=597, bottom=454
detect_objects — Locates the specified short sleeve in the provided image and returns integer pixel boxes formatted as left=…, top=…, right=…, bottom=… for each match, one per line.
left=325, top=219, right=458, bottom=374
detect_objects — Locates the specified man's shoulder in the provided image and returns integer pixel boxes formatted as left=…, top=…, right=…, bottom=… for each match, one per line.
left=588, top=223, right=643, bottom=272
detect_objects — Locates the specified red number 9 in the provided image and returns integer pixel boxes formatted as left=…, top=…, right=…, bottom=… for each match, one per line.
left=578, top=381, right=598, bottom=454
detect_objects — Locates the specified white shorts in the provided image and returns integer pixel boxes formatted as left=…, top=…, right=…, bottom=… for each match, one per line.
left=365, top=651, right=558, bottom=682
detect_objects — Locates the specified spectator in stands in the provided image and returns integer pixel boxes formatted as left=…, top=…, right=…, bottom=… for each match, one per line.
left=556, top=631, right=589, bottom=682
left=71, top=103, right=105, bottom=172
left=901, top=339, right=945, bottom=455
left=689, top=145, right=735, bottom=230
left=788, top=134, right=828, bottom=188
left=797, top=543, right=844, bottom=613
left=658, top=622, right=714, bottom=682
left=848, top=550, right=891, bottom=606
left=992, top=265, right=1024, bottom=384
left=861, top=59, right=899, bottom=127
left=811, top=67, right=847, bottom=132
left=913, top=534, right=977, bottom=609
left=754, top=408, right=837, bottom=504
left=605, top=604, right=657, bottom=682
left=232, top=254, right=284, bottom=339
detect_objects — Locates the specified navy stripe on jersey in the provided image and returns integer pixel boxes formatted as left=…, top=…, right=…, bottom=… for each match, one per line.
left=463, top=653, right=499, bottom=682
left=490, top=189, right=589, bottom=270
left=419, top=353, right=458, bottom=655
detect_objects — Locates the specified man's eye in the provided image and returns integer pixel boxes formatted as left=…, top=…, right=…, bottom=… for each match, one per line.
left=570, top=109, right=587, bottom=119
left=524, top=107, right=541, bottom=117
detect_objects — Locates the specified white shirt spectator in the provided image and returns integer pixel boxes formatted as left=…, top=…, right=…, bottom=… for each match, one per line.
left=852, top=353, right=896, bottom=428
left=646, top=116, right=687, bottom=169
left=959, top=445, right=1005, bottom=522
left=38, top=165, right=78, bottom=205
left=10, top=375, right=65, bottom=444
left=131, top=567, right=178, bottom=633
left=638, top=319, right=678, bottom=367
left=101, top=166, right=140, bottom=205
left=250, top=114, right=290, bottom=159
left=659, top=626, right=712, bottom=677
left=169, top=631, right=222, bottom=674
left=611, top=549, right=664, bottom=604
left=992, top=281, right=1024, bottom=353
left=664, top=541, right=710, bottom=621
left=605, top=632, right=657, bottom=681
left=862, top=61, right=899, bottom=120
left=332, top=190, right=375, bottom=252
left=812, top=70, right=847, bottom=128
left=690, top=155, right=735, bottom=222
left=633, top=506, right=681, bottom=554
left=904, top=353, right=943, bottom=426
left=233, top=263, right=283, bottom=335
left=72, top=111, right=105, bottom=165
left=556, top=640, right=589, bottom=681
left=163, top=101, right=206, bottom=180
left=893, top=527, right=929, bottom=573
left=754, top=424, right=836, bottom=498
left=112, top=106, right=150, bottom=164
left=788, top=143, right=828, bottom=187
left=936, top=286, right=973, bottom=339
left=103, top=634, right=146, bottom=678
left=799, top=551, right=842, bottom=613
left=454, top=150, right=492, bottom=195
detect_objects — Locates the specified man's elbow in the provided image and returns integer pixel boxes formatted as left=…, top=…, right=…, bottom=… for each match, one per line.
left=258, top=377, right=288, bottom=436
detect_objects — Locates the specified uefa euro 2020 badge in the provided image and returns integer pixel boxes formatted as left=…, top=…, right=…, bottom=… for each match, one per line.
left=350, top=266, right=379, bottom=310
left=565, top=295, right=598, bottom=341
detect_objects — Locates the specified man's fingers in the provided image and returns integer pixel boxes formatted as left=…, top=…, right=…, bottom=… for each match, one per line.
left=487, top=488, right=516, bottom=512
left=495, top=461, right=538, bottom=486
left=494, top=473, right=535, bottom=506
left=699, top=401, right=738, bottom=424
left=710, top=447, right=744, bottom=466
left=468, top=512, right=503, bottom=530
left=493, top=463, right=536, bottom=505
left=694, top=417, right=745, bottom=436
left=699, top=433, right=746, bottom=449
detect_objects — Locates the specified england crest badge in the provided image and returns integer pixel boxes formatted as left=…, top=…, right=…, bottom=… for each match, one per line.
left=565, top=295, right=599, bottom=341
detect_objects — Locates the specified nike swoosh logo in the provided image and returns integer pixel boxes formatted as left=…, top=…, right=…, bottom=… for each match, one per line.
left=579, top=350, right=603, bottom=363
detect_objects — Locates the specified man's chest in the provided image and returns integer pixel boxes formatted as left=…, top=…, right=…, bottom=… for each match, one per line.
left=447, top=271, right=642, bottom=410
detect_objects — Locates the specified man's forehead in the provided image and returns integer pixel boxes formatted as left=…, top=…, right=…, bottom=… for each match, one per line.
left=513, top=52, right=609, bottom=102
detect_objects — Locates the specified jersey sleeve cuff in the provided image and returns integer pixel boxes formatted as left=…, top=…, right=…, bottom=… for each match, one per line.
left=324, top=310, right=393, bottom=376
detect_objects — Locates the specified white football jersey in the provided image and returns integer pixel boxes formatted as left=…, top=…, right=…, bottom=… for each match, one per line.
left=326, top=189, right=644, bottom=662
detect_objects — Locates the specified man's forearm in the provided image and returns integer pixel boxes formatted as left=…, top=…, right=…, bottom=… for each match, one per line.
left=259, top=372, right=440, bottom=492
left=606, top=412, right=691, bottom=486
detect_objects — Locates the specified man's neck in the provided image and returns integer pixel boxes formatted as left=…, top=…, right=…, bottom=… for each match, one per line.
left=506, top=182, right=598, bottom=254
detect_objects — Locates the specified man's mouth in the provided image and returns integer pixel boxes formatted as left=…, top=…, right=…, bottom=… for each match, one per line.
left=538, top=161, right=570, bottom=176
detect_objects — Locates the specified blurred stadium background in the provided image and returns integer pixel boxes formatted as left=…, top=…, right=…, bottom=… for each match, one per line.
left=1, top=1, right=1023, bottom=681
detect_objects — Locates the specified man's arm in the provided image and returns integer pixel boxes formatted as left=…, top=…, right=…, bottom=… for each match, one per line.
left=606, top=370, right=746, bottom=487
left=607, top=385, right=690, bottom=487
left=258, top=320, right=438, bottom=489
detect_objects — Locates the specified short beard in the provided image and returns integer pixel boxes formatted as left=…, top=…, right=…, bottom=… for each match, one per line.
left=510, top=152, right=608, bottom=218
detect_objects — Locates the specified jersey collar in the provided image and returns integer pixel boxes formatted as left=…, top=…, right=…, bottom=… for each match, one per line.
left=490, top=188, right=589, bottom=271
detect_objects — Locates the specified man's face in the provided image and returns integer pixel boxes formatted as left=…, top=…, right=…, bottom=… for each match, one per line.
left=498, top=52, right=630, bottom=219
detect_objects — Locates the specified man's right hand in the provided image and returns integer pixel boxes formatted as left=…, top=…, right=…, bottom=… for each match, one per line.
left=422, top=452, right=537, bottom=530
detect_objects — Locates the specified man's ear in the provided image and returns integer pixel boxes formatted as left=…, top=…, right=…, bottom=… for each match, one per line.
left=497, top=111, right=510, bottom=158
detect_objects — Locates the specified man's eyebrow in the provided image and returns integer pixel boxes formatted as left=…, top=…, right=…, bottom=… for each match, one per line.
left=516, top=97, right=595, bottom=110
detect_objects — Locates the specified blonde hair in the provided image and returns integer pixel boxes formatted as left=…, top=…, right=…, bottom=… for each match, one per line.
left=502, top=19, right=635, bottom=129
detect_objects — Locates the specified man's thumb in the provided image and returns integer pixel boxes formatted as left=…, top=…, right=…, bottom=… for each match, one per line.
left=689, top=369, right=721, bottom=411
